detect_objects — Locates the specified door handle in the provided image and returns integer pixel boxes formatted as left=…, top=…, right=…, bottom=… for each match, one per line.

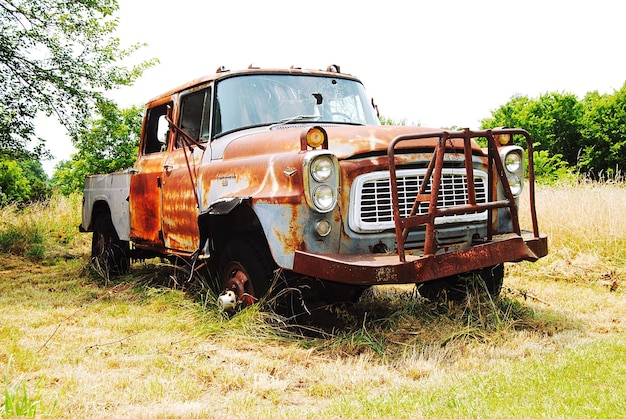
left=164, top=164, right=173, bottom=171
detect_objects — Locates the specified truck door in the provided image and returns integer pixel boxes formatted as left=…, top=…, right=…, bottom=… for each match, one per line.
left=129, top=101, right=172, bottom=247
left=161, top=87, right=212, bottom=253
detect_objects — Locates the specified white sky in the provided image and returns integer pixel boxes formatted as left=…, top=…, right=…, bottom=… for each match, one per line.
left=42, top=0, right=626, bottom=174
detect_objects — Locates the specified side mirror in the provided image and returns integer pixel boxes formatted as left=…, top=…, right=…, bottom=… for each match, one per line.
left=156, top=115, right=169, bottom=146
left=371, top=98, right=380, bottom=118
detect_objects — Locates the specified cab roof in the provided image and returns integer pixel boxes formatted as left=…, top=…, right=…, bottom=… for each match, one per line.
left=146, top=64, right=358, bottom=105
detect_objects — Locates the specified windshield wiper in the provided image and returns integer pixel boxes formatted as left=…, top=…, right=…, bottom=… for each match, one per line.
left=271, top=114, right=320, bottom=127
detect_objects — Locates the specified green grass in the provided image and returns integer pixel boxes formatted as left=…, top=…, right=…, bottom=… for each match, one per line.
left=2, top=374, right=43, bottom=418
left=319, top=336, right=626, bottom=418
left=0, top=258, right=623, bottom=417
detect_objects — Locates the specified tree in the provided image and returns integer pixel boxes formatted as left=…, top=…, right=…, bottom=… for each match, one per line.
left=50, top=100, right=142, bottom=195
left=0, top=156, right=49, bottom=205
left=480, top=92, right=583, bottom=166
left=0, top=0, right=155, bottom=157
left=379, top=116, right=420, bottom=126
left=579, top=84, right=626, bottom=178
left=0, top=159, right=30, bottom=205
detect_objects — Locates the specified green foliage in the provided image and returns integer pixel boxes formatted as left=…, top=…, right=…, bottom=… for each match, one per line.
left=530, top=147, right=577, bottom=185
left=0, top=160, right=30, bottom=204
left=481, top=92, right=583, bottom=166
left=0, top=156, right=50, bottom=205
left=50, top=101, right=142, bottom=194
left=481, top=84, right=626, bottom=180
left=579, top=85, right=626, bottom=178
left=0, top=0, right=156, bottom=157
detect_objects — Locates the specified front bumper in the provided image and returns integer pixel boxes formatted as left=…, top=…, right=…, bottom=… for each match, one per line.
left=293, top=231, right=548, bottom=285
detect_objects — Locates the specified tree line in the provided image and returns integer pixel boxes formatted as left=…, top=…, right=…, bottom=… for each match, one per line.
left=4, top=84, right=626, bottom=205
left=481, top=84, right=626, bottom=180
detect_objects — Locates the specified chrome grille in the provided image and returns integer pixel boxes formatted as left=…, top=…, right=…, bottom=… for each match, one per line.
left=350, top=169, right=488, bottom=232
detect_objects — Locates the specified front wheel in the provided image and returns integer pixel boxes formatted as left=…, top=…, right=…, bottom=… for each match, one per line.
left=218, top=236, right=276, bottom=309
left=418, top=264, right=504, bottom=302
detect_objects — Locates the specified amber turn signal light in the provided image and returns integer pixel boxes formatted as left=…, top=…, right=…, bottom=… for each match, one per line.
left=307, top=127, right=326, bottom=148
left=301, top=126, right=328, bottom=150
left=496, top=133, right=512, bottom=145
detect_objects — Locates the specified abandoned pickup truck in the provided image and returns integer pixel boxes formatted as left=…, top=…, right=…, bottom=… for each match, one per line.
left=80, top=65, right=548, bottom=310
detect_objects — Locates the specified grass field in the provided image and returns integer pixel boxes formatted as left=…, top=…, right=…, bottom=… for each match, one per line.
left=1, top=183, right=625, bottom=418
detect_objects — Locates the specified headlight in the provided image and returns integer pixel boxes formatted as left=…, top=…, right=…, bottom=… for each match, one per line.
left=505, top=152, right=522, bottom=172
left=499, top=145, right=524, bottom=199
left=304, top=151, right=339, bottom=213
left=310, top=155, right=334, bottom=182
left=508, top=175, right=522, bottom=195
left=313, top=185, right=334, bottom=211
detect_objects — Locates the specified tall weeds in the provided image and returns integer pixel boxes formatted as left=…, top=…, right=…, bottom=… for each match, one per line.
left=516, top=180, right=626, bottom=284
left=0, top=183, right=623, bottom=356
left=1, top=183, right=624, bottom=417
left=0, top=193, right=89, bottom=261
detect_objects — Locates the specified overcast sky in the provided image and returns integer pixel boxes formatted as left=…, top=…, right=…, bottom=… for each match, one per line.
left=42, top=0, right=626, bottom=173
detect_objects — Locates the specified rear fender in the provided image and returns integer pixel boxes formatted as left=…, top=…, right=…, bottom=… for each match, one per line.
left=82, top=172, right=131, bottom=240
left=88, top=200, right=129, bottom=242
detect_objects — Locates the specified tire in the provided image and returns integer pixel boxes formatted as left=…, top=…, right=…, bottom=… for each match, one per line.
left=479, top=264, right=504, bottom=297
left=418, top=264, right=504, bottom=302
left=91, top=213, right=130, bottom=276
left=306, top=279, right=368, bottom=304
left=417, top=275, right=465, bottom=302
left=218, top=236, right=276, bottom=306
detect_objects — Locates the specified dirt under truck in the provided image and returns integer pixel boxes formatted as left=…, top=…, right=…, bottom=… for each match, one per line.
left=80, top=64, right=548, bottom=312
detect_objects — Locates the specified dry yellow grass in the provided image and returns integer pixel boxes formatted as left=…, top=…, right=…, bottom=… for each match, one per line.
left=1, top=184, right=625, bottom=417
left=515, top=181, right=625, bottom=286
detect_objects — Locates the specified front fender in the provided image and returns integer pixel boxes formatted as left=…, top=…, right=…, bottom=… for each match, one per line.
left=206, top=197, right=250, bottom=215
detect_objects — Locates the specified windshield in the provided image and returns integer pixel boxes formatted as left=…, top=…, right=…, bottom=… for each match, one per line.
left=213, top=74, right=379, bottom=137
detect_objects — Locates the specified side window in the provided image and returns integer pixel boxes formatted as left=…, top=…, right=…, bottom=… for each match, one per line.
left=177, top=87, right=212, bottom=147
left=143, top=103, right=171, bottom=154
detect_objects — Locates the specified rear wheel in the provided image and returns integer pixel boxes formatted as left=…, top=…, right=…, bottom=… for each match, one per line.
left=91, top=213, right=130, bottom=277
left=418, top=264, right=504, bottom=302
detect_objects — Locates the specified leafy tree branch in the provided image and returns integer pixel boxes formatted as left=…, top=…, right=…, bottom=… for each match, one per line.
left=0, top=0, right=156, bottom=157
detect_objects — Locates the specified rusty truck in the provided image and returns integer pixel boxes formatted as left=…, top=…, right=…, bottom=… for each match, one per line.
left=80, top=64, right=548, bottom=310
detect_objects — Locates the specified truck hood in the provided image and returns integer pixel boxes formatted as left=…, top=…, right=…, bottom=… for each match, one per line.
left=220, top=125, right=483, bottom=160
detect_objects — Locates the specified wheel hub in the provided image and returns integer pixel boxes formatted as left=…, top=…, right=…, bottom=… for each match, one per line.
left=219, top=266, right=256, bottom=311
